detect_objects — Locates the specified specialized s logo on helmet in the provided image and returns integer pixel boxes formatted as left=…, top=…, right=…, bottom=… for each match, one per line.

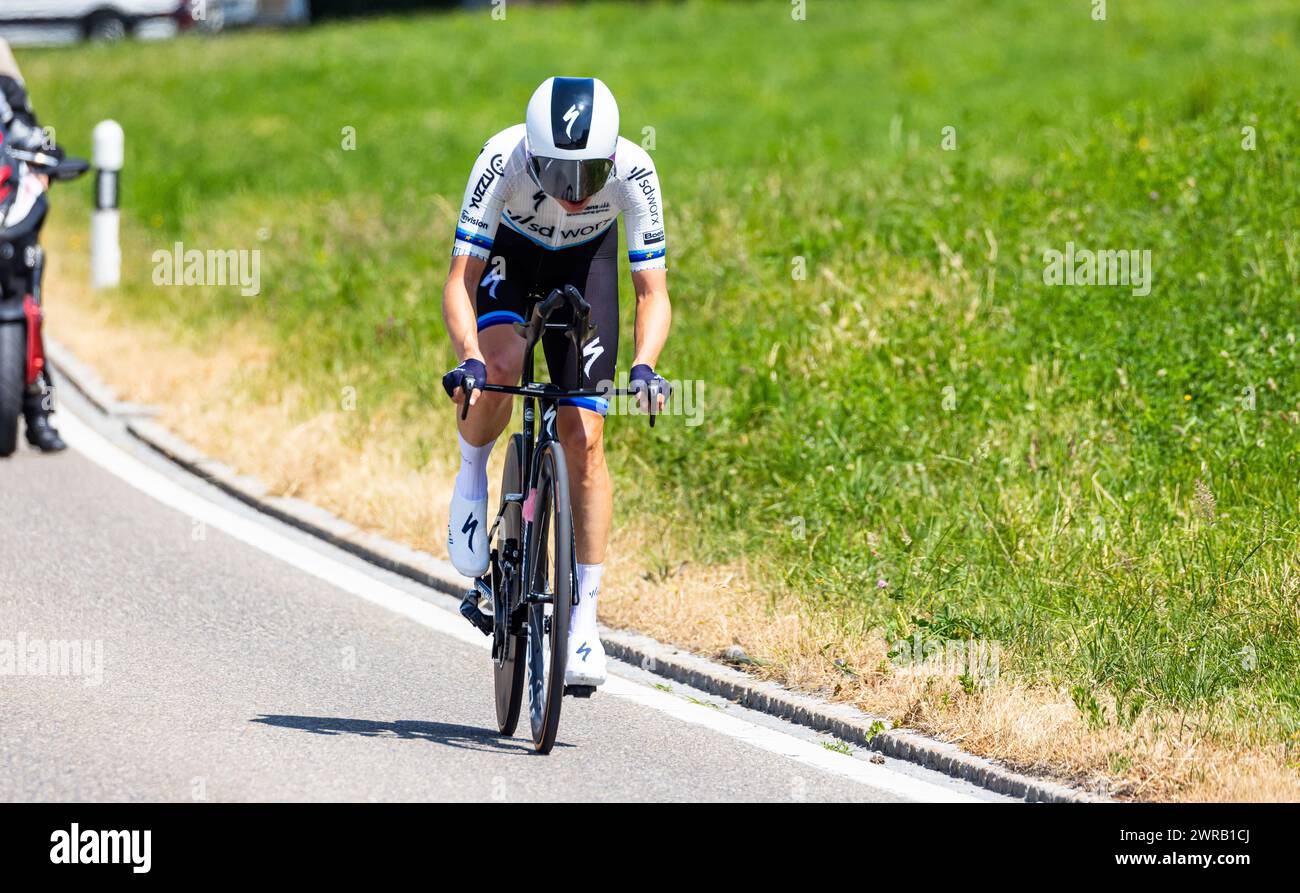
left=563, top=104, right=581, bottom=140
left=548, top=78, right=597, bottom=150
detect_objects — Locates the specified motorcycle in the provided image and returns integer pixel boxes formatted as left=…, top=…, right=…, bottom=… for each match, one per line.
left=0, top=117, right=89, bottom=457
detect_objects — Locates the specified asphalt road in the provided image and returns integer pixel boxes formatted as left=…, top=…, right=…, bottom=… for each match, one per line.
left=0, top=393, right=1009, bottom=802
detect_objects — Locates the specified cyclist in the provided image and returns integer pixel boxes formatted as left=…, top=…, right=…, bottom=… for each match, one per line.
left=441, top=77, right=672, bottom=689
left=0, top=38, right=66, bottom=453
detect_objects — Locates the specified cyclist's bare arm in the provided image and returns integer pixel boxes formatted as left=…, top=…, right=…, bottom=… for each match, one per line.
left=443, top=253, right=487, bottom=405
left=630, top=267, right=671, bottom=410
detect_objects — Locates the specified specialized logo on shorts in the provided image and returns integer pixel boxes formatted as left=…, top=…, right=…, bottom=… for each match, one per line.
left=583, top=336, right=605, bottom=377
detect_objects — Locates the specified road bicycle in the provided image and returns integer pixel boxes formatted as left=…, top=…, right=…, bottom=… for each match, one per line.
left=457, top=284, right=663, bottom=753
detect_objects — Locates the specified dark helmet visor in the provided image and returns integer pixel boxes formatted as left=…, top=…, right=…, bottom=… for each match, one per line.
left=528, top=155, right=614, bottom=203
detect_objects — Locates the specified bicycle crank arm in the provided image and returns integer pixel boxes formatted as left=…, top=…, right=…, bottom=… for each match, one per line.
left=459, top=589, right=494, bottom=636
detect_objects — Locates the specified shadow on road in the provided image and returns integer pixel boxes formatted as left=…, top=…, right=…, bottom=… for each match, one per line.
left=250, top=714, right=571, bottom=753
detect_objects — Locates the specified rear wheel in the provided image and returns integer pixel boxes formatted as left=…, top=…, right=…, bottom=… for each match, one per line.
left=525, top=441, right=574, bottom=753
left=0, top=324, right=24, bottom=458
left=493, top=435, right=527, bottom=736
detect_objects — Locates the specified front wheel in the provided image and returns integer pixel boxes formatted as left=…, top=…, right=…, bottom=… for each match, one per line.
left=0, top=324, right=25, bottom=458
left=493, top=435, right=527, bottom=736
left=525, top=441, right=574, bottom=753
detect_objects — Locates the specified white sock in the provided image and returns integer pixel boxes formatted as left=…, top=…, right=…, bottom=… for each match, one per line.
left=454, top=432, right=496, bottom=500
left=572, top=563, right=603, bottom=639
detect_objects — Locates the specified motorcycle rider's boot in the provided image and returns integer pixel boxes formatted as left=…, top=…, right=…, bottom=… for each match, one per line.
left=23, top=388, right=66, bottom=453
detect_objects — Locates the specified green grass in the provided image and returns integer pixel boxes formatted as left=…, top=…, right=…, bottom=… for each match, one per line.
left=822, top=739, right=854, bottom=756
left=24, top=0, right=1300, bottom=747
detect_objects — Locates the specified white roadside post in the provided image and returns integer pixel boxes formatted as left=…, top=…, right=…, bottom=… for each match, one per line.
left=91, top=120, right=123, bottom=289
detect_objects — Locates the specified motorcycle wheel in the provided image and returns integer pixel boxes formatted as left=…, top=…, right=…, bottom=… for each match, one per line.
left=0, top=323, right=24, bottom=457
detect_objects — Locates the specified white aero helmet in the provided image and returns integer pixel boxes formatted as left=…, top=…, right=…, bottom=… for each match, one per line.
left=525, top=76, right=619, bottom=203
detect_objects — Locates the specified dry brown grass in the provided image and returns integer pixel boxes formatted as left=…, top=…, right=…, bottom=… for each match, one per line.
left=601, top=530, right=1300, bottom=801
left=43, top=227, right=1300, bottom=802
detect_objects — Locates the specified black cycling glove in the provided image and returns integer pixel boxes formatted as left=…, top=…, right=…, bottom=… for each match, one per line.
left=629, top=364, right=671, bottom=411
left=443, top=358, right=487, bottom=400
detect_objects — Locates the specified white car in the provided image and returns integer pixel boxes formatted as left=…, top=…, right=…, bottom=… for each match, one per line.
left=0, top=2, right=196, bottom=46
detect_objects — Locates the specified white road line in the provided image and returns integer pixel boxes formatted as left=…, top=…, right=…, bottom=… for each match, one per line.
left=61, top=410, right=983, bottom=803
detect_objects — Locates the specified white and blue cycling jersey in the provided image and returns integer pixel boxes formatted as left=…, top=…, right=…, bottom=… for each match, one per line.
left=452, top=124, right=667, bottom=272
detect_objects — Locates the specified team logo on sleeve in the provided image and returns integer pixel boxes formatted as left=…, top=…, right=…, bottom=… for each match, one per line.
left=626, top=166, right=661, bottom=227
left=468, top=153, right=506, bottom=210
left=643, top=229, right=664, bottom=245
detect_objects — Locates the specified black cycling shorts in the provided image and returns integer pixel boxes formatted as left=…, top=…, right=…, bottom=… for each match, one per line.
left=474, top=224, right=619, bottom=415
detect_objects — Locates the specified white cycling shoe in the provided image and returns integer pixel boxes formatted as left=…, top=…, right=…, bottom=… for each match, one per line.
left=565, top=632, right=607, bottom=687
left=447, top=490, right=489, bottom=578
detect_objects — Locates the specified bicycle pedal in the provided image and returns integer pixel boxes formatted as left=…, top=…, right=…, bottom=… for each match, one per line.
left=459, top=590, right=494, bottom=636
left=564, top=685, right=596, bottom=699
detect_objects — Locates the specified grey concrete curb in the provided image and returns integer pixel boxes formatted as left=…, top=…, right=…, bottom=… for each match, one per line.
left=48, top=336, right=1107, bottom=803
